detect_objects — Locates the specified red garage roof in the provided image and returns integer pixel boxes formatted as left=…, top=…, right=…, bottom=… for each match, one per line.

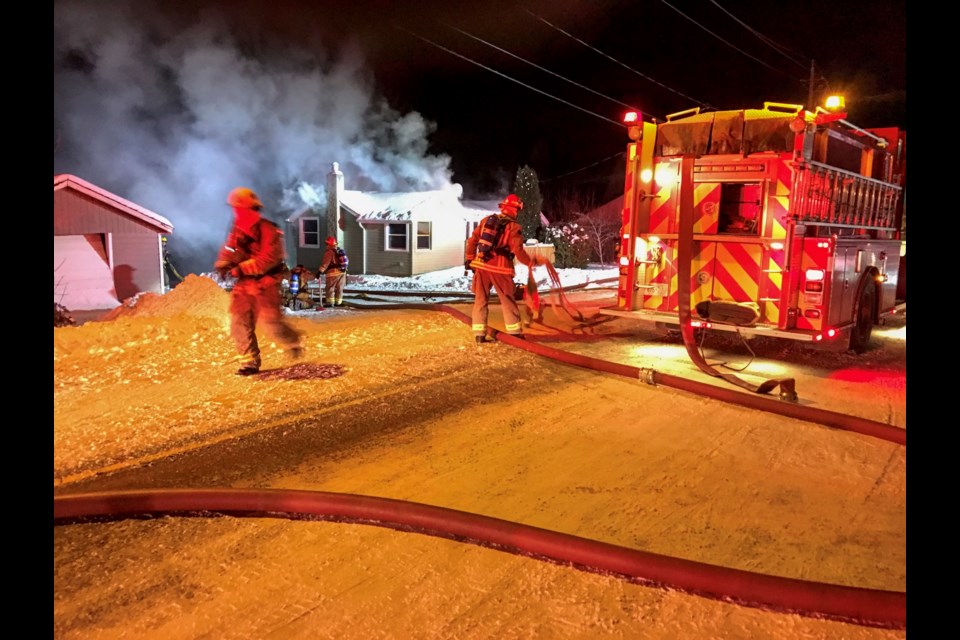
left=54, top=174, right=174, bottom=233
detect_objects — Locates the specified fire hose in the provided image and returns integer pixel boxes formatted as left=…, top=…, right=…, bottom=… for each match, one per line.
left=53, top=488, right=906, bottom=629
left=675, top=156, right=798, bottom=401
left=337, top=301, right=904, bottom=447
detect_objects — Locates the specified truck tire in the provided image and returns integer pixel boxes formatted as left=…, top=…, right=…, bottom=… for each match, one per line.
left=850, top=277, right=877, bottom=354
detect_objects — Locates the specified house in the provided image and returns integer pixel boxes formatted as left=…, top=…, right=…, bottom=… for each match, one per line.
left=286, top=163, right=554, bottom=276
left=54, top=174, right=174, bottom=311
left=286, top=163, right=500, bottom=277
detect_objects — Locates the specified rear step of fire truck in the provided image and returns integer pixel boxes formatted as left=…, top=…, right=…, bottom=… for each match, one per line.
left=600, top=307, right=832, bottom=343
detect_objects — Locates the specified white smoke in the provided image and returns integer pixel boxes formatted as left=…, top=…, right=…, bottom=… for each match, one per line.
left=53, top=0, right=453, bottom=275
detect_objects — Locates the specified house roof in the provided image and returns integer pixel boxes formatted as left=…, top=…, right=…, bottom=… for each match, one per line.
left=340, top=189, right=466, bottom=222
left=461, top=199, right=500, bottom=223
left=54, top=174, right=174, bottom=233
left=287, top=189, right=550, bottom=226
left=585, top=195, right=624, bottom=220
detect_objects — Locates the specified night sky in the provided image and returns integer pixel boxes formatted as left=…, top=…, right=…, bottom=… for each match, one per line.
left=53, top=0, right=906, bottom=273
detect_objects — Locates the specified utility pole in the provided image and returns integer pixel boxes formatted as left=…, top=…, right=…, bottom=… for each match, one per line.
left=807, top=59, right=816, bottom=110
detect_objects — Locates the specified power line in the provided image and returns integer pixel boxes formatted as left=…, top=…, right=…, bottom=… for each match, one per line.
left=395, top=25, right=626, bottom=128
left=521, top=6, right=714, bottom=113
left=397, top=24, right=634, bottom=191
left=540, top=152, right=625, bottom=183
left=441, top=21, right=641, bottom=113
left=707, top=0, right=809, bottom=70
left=656, top=0, right=805, bottom=81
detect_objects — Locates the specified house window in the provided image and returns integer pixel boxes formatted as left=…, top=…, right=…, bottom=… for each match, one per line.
left=300, top=218, right=320, bottom=247
left=416, top=221, right=432, bottom=250
left=386, top=223, right=408, bottom=250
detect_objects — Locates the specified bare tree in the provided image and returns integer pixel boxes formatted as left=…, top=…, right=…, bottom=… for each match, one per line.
left=545, top=185, right=620, bottom=266
left=574, top=204, right=621, bottom=266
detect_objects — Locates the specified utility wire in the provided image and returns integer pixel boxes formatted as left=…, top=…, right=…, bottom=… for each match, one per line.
left=396, top=26, right=626, bottom=128
left=541, top=153, right=624, bottom=183
left=707, top=0, right=809, bottom=70
left=441, top=21, right=641, bottom=113
left=397, top=24, right=648, bottom=185
left=541, top=152, right=624, bottom=183
left=521, top=6, right=714, bottom=112
left=657, top=0, right=805, bottom=81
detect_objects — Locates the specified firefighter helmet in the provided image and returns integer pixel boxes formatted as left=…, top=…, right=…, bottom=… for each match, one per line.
left=499, top=193, right=523, bottom=216
left=227, top=187, right=263, bottom=210
left=326, top=236, right=337, bottom=246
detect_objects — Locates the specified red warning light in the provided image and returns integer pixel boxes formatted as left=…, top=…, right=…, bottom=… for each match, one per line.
left=623, top=111, right=640, bottom=124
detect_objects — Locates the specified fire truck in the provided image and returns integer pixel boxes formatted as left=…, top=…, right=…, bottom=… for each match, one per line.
left=601, top=100, right=906, bottom=353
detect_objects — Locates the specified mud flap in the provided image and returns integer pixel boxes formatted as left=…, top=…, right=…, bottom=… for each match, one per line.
left=675, top=156, right=798, bottom=401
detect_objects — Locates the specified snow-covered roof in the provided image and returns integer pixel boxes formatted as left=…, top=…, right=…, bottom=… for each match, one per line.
left=287, top=189, right=549, bottom=227
left=340, top=189, right=469, bottom=223
left=461, top=199, right=500, bottom=223
left=462, top=199, right=551, bottom=227
left=54, top=174, right=174, bottom=233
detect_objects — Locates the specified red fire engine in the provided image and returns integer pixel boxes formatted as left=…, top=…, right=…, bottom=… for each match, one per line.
left=601, top=100, right=906, bottom=353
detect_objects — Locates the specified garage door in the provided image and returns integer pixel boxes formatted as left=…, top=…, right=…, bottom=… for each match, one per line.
left=53, top=235, right=119, bottom=311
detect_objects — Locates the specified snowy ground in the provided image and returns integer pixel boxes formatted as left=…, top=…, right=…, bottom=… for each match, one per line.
left=345, top=263, right=620, bottom=292
left=53, top=265, right=906, bottom=639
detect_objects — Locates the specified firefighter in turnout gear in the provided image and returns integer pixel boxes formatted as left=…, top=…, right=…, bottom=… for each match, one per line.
left=161, top=236, right=185, bottom=292
left=316, top=236, right=347, bottom=307
left=464, top=193, right=543, bottom=343
left=215, top=187, right=304, bottom=375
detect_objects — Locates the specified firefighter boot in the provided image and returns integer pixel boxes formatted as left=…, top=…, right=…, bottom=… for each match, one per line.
left=236, top=362, right=260, bottom=376
left=234, top=354, right=260, bottom=376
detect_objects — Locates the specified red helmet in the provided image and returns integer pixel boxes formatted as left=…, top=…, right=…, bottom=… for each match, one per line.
left=325, top=236, right=337, bottom=246
left=499, top=193, right=523, bottom=216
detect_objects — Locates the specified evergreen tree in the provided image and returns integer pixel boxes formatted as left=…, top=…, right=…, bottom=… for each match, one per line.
left=513, top=165, right=543, bottom=241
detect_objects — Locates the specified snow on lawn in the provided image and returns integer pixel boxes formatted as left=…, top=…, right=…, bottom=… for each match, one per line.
left=346, top=264, right=620, bottom=293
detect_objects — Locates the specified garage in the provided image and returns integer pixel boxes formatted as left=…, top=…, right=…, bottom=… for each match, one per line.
left=53, top=235, right=119, bottom=311
left=54, top=174, right=174, bottom=312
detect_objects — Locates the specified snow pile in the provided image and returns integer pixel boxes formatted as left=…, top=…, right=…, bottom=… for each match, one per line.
left=85, top=265, right=619, bottom=325
left=103, top=274, right=229, bottom=321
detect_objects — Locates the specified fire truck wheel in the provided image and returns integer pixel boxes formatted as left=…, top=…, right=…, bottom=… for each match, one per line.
left=850, top=277, right=877, bottom=354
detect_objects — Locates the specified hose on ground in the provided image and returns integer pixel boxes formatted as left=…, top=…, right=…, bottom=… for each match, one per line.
left=53, top=488, right=906, bottom=630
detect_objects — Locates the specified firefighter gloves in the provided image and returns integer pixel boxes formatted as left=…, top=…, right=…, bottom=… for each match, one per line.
left=214, top=259, right=234, bottom=278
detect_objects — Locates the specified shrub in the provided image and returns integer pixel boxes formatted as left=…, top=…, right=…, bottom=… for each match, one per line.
left=543, top=223, right=591, bottom=269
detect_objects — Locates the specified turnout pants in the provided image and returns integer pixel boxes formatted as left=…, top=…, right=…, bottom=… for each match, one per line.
left=471, top=269, right=523, bottom=338
left=325, top=272, right=346, bottom=306
left=230, top=277, right=302, bottom=369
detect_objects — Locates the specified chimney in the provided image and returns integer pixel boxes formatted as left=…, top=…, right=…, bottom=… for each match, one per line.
left=326, top=162, right=344, bottom=245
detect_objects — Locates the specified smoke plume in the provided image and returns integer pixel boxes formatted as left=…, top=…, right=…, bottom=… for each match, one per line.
left=54, top=1, right=453, bottom=275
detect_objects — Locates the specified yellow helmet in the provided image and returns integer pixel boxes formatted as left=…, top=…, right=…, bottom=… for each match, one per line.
left=227, top=187, right=263, bottom=210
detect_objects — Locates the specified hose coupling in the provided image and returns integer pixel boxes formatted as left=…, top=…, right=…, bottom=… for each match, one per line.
left=637, top=368, right=657, bottom=385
